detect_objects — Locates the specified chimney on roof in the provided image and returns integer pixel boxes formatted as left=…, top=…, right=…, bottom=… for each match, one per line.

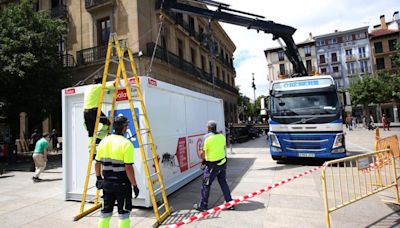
left=394, top=11, right=399, bottom=21
left=380, top=15, right=388, bottom=30
left=309, top=32, right=313, bottom=40
left=334, top=29, right=338, bottom=32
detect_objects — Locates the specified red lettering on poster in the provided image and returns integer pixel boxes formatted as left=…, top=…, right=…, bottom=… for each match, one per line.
left=176, top=137, right=188, bottom=173
left=65, top=88, right=75, bottom=95
left=128, top=77, right=140, bottom=85
left=116, top=89, right=128, bottom=101
left=148, top=78, right=157, bottom=86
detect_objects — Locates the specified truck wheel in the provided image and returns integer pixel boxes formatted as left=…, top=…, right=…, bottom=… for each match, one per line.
left=271, top=155, right=281, bottom=160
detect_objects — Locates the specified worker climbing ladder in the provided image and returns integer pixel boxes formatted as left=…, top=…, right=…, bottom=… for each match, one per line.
left=74, top=33, right=171, bottom=227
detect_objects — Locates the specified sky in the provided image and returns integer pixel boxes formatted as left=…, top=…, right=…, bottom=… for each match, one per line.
left=210, top=0, right=399, bottom=100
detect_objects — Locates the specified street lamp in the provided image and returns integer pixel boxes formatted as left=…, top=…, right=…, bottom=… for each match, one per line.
left=252, top=73, right=256, bottom=104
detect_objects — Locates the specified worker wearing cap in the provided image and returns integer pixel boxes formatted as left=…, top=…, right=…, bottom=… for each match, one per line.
left=194, top=120, right=234, bottom=211
left=95, top=116, right=140, bottom=228
left=83, top=75, right=115, bottom=148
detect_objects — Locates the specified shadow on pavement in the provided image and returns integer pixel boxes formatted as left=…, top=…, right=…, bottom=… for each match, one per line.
left=162, top=210, right=221, bottom=226
left=233, top=200, right=265, bottom=211
left=0, top=174, right=15, bottom=179
left=38, top=178, right=63, bottom=182
left=365, top=207, right=400, bottom=228
left=164, top=157, right=256, bottom=220
left=1, top=154, right=62, bottom=173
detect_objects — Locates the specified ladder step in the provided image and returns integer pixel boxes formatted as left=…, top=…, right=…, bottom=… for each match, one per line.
left=157, top=203, right=165, bottom=211
left=141, top=143, right=153, bottom=147
left=150, top=171, right=159, bottom=178
left=153, top=187, right=163, bottom=195
left=146, top=157, right=155, bottom=162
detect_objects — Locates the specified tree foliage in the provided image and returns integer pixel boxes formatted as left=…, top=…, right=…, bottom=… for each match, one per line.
left=349, top=75, right=389, bottom=107
left=0, top=0, right=68, bottom=133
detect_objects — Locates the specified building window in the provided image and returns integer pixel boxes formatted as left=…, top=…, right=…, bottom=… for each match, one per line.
left=332, top=38, right=337, bottom=44
left=304, top=46, right=311, bottom=57
left=317, top=40, right=325, bottom=46
left=321, top=68, right=327, bottom=74
left=201, top=55, right=206, bottom=71
left=332, top=66, right=339, bottom=73
left=376, top=58, right=385, bottom=70
left=306, top=60, right=312, bottom=73
left=279, top=64, right=285, bottom=75
left=331, top=52, right=338, bottom=62
left=344, top=35, right=352, bottom=42
left=278, top=51, right=285, bottom=61
left=391, top=57, right=396, bottom=68
left=345, top=49, right=352, bottom=56
left=346, top=62, right=355, bottom=75
left=209, top=61, right=212, bottom=73
left=216, top=66, right=220, bottom=79
left=388, top=39, right=397, bottom=52
left=360, top=60, right=369, bottom=73
left=189, top=16, right=195, bottom=31
left=356, top=32, right=366, bottom=39
left=319, top=54, right=326, bottom=64
left=222, top=71, right=226, bottom=82
left=374, top=42, right=383, bottom=53
left=177, top=39, right=184, bottom=59
left=358, top=47, right=366, bottom=58
left=191, top=48, right=196, bottom=65
left=97, top=17, right=111, bottom=45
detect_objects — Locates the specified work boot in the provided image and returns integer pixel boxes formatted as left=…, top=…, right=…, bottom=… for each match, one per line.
left=193, top=203, right=207, bottom=212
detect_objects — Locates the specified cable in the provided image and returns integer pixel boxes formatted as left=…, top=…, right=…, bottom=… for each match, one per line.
left=148, top=16, right=164, bottom=75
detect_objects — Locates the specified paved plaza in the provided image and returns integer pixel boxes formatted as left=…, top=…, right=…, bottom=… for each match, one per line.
left=0, top=127, right=399, bottom=227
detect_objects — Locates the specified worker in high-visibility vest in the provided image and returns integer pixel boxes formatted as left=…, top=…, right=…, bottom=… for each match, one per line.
left=95, top=116, right=140, bottom=228
left=194, top=120, right=235, bottom=211
left=83, top=75, right=114, bottom=148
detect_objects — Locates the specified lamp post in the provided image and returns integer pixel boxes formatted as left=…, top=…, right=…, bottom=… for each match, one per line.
left=252, top=73, right=256, bottom=104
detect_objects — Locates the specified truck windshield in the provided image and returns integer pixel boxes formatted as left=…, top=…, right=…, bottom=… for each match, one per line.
left=271, top=91, right=340, bottom=118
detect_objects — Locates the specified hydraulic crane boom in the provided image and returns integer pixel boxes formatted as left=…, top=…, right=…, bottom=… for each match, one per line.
left=159, top=0, right=308, bottom=77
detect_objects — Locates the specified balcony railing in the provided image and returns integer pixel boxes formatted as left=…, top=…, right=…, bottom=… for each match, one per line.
left=345, top=55, right=357, bottom=62
left=76, top=40, right=126, bottom=65
left=85, top=0, right=114, bottom=11
left=50, top=4, right=67, bottom=18
left=76, top=45, right=108, bottom=65
left=146, top=42, right=238, bottom=94
left=164, top=11, right=207, bottom=45
left=60, top=54, right=75, bottom=68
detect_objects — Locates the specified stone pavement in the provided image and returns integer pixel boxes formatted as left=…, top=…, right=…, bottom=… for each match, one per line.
left=0, top=127, right=399, bottom=227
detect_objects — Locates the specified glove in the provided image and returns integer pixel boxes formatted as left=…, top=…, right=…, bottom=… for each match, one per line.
left=96, top=176, right=103, bottom=189
left=133, top=185, right=140, bottom=198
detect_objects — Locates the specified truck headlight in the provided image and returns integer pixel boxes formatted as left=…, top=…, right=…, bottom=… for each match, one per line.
left=333, top=133, right=344, bottom=149
left=269, top=133, right=281, bottom=148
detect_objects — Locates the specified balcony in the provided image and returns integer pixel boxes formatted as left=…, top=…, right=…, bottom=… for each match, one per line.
left=76, top=40, right=126, bottom=65
left=76, top=45, right=108, bottom=65
left=59, top=54, right=75, bottom=68
left=331, top=58, right=340, bottom=64
left=146, top=42, right=238, bottom=94
left=163, top=11, right=206, bottom=45
left=319, top=60, right=328, bottom=66
left=345, top=55, right=357, bottom=62
left=50, top=4, right=67, bottom=18
left=85, top=0, right=114, bottom=12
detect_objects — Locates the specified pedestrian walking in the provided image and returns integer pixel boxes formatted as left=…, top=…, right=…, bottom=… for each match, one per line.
left=194, top=120, right=235, bottom=211
left=83, top=75, right=114, bottom=149
left=382, top=114, right=390, bottom=131
left=345, top=114, right=353, bottom=131
left=368, top=114, right=376, bottom=130
left=95, top=116, right=139, bottom=228
left=50, top=129, right=58, bottom=152
left=30, top=129, right=42, bottom=172
left=32, top=133, right=49, bottom=182
left=352, top=117, right=357, bottom=129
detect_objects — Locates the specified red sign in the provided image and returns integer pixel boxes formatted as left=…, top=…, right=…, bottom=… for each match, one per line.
left=176, top=137, right=188, bottom=173
left=148, top=78, right=157, bottom=86
left=116, top=89, right=128, bottom=101
left=64, top=88, right=75, bottom=95
left=128, top=77, right=140, bottom=85
left=196, top=138, right=203, bottom=159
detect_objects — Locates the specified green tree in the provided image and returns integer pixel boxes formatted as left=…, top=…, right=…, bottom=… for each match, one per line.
left=349, top=75, right=390, bottom=116
left=0, top=0, right=68, bottom=137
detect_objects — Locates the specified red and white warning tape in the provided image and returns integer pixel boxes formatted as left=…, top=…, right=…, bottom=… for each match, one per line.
left=362, top=156, right=392, bottom=174
left=168, top=166, right=322, bottom=228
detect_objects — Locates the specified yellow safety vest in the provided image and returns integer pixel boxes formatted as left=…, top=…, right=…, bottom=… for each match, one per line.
left=203, top=133, right=226, bottom=165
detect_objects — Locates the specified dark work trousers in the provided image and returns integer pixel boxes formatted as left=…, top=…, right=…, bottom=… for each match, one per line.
left=101, top=181, right=132, bottom=218
left=83, top=108, right=110, bottom=137
left=200, top=162, right=232, bottom=209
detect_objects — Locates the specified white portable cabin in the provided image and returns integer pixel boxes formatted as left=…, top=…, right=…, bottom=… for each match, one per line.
left=62, top=76, right=225, bottom=207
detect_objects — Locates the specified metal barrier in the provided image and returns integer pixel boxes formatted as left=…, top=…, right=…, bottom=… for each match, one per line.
left=321, top=149, right=400, bottom=228
left=375, top=128, right=399, bottom=168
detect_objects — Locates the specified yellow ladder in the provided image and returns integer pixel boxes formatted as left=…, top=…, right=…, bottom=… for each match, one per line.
left=74, top=34, right=171, bottom=227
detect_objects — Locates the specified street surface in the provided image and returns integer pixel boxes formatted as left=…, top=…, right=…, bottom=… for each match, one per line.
left=0, top=127, right=399, bottom=227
